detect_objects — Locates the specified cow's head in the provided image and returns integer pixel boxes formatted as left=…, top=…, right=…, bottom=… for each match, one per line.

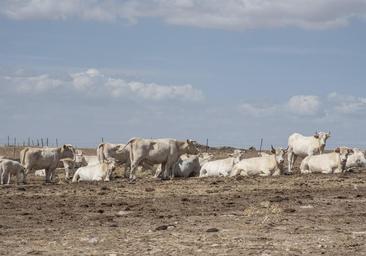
left=183, top=139, right=199, bottom=155
left=271, top=145, right=287, bottom=165
left=352, top=148, right=366, bottom=167
left=61, top=144, right=75, bottom=159
left=314, top=131, right=331, bottom=148
left=335, top=147, right=354, bottom=166
left=106, top=160, right=117, bottom=172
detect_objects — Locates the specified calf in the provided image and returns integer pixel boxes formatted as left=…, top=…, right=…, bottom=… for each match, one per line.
left=0, top=159, right=26, bottom=184
left=300, top=147, right=353, bottom=174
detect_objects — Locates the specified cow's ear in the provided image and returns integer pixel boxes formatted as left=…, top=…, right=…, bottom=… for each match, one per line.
left=63, top=144, right=67, bottom=149
left=271, top=145, right=275, bottom=154
left=334, top=147, right=340, bottom=153
left=349, top=149, right=354, bottom=154
left=314, top=134, right=319, bottom=139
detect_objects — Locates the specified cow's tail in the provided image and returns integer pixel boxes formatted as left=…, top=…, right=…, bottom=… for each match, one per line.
left=97, top=143, right=106, bottom=163
left=124, top=137, right=137, bottom=164
left=20, top=148, right=30, bottom=166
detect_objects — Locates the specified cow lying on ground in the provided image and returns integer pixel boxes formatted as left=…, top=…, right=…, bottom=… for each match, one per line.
left=287, top=132, right=331, bottom=173
left=122, top=138, right=199, bottom=181
left=20, top=144, right=75, bottom=183
left=230, top=146, right=287, bottom=177
left=346, top=148, right=366, bottom=171
left=199, top=150, right=244, bottom=177
left=300, top=147, right=353, bottom=174
left=72, top=161, right=116, bottom=182
left=0, top=159, right=26, bottom=184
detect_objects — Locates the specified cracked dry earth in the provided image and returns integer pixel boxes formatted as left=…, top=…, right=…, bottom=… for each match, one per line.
left=0, top=169, right=366, bottom=255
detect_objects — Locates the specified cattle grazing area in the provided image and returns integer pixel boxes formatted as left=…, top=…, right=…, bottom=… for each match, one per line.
left=0, top=147, right=366, bottom=255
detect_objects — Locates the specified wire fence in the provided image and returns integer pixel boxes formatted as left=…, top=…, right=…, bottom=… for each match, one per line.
left=1, top=135, right=365, bottom=151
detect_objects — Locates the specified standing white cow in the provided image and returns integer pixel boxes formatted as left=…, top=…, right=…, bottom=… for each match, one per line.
left=20, top=144, right=75, bottom=183
left=230, top=147, right=287, bottom=177
left=0, top=159, right=26, bottom=184
left=123, top=138, right=199, bottom=181
left=72, top=161, right=116, bottom=182
left=346, top=148, right=366, bottom=171
left=287, top=132, right=331, bottom=173
left=300, top=147, right=353, bottom=174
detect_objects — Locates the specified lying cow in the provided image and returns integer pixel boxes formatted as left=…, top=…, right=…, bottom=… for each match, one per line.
left=0, top=159, right=26, bottom=184
left=72, top=161, right=116, bottom=182
left=123, top=138, right=199, bottom=181
left=300, top=147, right=353, bottom=174
left=199, top=151, right=243, bottom=177
left=20, top=144, right=75, bottom=183
left=287, top=131, right=331, bottom=173
left=346, top=148, right=366, bottom=171
left=230, top=146, right=287, bottom=177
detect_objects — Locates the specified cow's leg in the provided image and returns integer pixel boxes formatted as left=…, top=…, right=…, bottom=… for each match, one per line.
left=45, top=168, right=52, bottom=183
left=154, top=165, right=163, bottom=179
left=1, top=169, right=11, bottom=185
left=0, top=167, right=4, bottom=185
left=159, top=163, right=169, bottom=180
left=287, top=150, right=293, bottom=174
left=129, top=158, right=142, bottom=182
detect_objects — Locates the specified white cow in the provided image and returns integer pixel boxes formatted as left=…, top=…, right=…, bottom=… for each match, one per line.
left=0, top=159, right=26, bottom=184
left=300, top=147, right=353, bottom=174
left=230, top=147, right=287, bottom=177
left=20, top=144, right=75, bottom=183
left=123, top=138, right=199, bottom=181
left=287, top=132, right=331, bottom=173
left=346, top=148, right=366, bottom=171
left=72, top=161, right=116, bottom=182
left=199, top=150, right=243, bottom=177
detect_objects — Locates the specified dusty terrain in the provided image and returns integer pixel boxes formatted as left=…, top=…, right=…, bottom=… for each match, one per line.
left=1, top=147, right=366, bottom=255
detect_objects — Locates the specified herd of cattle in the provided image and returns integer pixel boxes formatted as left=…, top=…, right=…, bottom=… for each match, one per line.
left=0, top=132, right=366, bottom=185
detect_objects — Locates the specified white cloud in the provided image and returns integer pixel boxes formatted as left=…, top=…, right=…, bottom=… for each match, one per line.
left=1, top=0, right=366, bottom=30
left=2, top=68, right=204, bottom=102
left=328, top=92, right=366, bottom=114
left=239, top=95, right=322, bottom=117
left=287, top=95, right=320, bottom=115
left=3, top=74, right=63, bottom=93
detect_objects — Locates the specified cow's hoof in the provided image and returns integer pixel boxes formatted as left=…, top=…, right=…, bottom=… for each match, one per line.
left=284, top=172, right=293, bottom=176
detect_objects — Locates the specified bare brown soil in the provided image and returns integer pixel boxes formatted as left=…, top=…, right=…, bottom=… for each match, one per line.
left=1, top=148, right=366, bottom=255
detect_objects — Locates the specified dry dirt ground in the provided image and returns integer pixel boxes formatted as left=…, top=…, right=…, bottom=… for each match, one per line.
left=1, top=149, right=366, bottom=255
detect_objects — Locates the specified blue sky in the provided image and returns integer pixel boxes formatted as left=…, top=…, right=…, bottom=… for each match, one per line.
left=0, top=0, right=366, bottom=149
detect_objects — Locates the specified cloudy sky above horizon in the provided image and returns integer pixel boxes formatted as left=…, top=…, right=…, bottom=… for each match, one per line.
left=1, top=0, right=366, bottom=149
